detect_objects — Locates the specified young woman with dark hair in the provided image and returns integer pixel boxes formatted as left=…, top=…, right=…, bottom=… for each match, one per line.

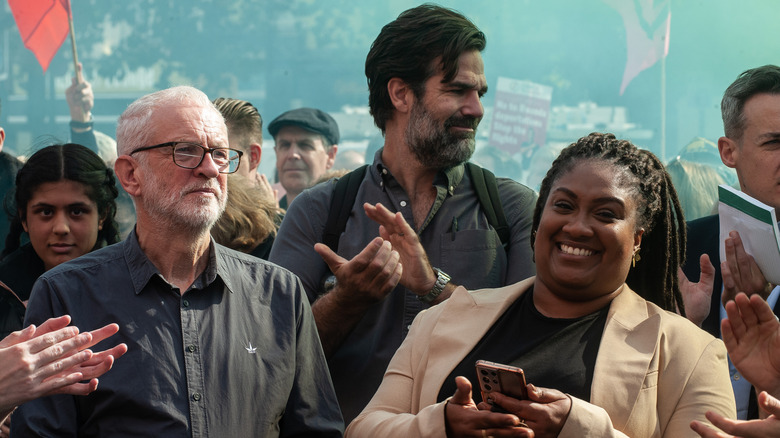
left=0, top=143, right=120, bottom=339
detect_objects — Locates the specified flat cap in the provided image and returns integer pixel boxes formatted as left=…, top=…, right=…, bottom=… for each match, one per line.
left=268, top=107, right=340, bottom=145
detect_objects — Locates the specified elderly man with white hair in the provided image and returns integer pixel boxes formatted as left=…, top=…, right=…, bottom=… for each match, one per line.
left=12, top=86, right=343, bottom=437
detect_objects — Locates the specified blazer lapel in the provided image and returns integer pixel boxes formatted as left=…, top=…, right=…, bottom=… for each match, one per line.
left=419, top=278, right=534, bottom=407
left=590, top=287, right=660, bottom=431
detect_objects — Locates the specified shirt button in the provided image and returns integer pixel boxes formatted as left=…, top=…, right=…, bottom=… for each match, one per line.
left=449, top=186, right=454, bottom=192
left=733, top=375, right=741, bottom=381
left=382, top=169, right=388, bottom=175
left=400, top=201, right=407, bottom=207
left=182, top=300, right=190, bottom=308
left=192, top=393, right=201, bottom=401
left=407, top=324, right=412, bottom=330
left=187, top=345, right=197, bottom=353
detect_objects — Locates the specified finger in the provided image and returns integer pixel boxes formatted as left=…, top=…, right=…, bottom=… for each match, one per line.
left=734, top=292, right=760, bottom=330
left=52, top=378, right=100, bottom=397
left=95, top=343, right=128, bottom=362
left=352, top=238, right=389, bottom=272
left=314, top=242, right=351, bottom=273
left=364, top=202, right=397, bottom=230
left=690, top=419, right=733, bottom=438
left=748, top=293, right=778, bottom=325
left=79, top=343, right=128, bottom=369
left=31, top=370, right=86, bottom=398
left=0, top=323, right=37, bottom=348
left=724, top=233, right=740, bottom=279
left=387, top=253, right=403, bottom=288
left=721, top=318, right=737, bottom=354
left=723, top=295, right=747, bottom=344
left=391, top=209, right=416, bottom=235
left=526, top=384, right=566, bottom=404
left=730, top=232, right=755, bottom=286
left=704, top=410, right=742, bottom=435
left=758, top=391, right=780, bottom=417
left=367, top=245, right=401, bottom=289
left=35, top=315, right=73, bottom=336
left=81, top=323, right=120, bottom=350
left=76, top=353, right=117, bottom=381
left=27, top=326, right=85, bottom=355
left=37, top=349, right=94, bottom=381
left=699, top=254, right=716, bottom=288
left=450, top=376, right=474, bottom=406
left=721, top=260, right=737, bottom=304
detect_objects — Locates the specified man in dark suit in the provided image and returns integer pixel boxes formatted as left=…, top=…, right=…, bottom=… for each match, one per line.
left=682, top=65, right=780, bottom=420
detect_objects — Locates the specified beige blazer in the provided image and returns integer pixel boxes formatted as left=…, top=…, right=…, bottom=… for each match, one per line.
left=346, top=277, right=736, bottom=438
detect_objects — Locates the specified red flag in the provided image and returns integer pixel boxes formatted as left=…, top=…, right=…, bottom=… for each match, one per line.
left=8, top=0, right=72, bottom=72
left=605, top=0, right=671, bottom=95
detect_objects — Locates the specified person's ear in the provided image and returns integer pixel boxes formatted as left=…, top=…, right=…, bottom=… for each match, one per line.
left=325, top=145, right=338, bottom=170
left=387, top=78, right=414, bottom=114
left=114, top=156, right=142, bottom=197
left=248, top=143, right=262, bottom=171
left=0, top=127, right=5, bottom=153
left=634, top=228, right=645, bottom=248
left=718, top=136, right=738, bottom=169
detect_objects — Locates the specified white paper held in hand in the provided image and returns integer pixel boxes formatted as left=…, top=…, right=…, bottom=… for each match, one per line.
left=718, top=184, right=780, bottom=284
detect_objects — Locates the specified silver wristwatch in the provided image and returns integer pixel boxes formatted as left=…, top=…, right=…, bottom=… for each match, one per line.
left=417, top=268, right=450, bottom=304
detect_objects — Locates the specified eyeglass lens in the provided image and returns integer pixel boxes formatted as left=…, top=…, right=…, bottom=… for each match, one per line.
left=174, top=143, right=240, bottom=173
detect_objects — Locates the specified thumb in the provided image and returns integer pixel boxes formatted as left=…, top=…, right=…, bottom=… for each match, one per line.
left=314, top=243, right=347, bottom=273
left=699, top=254, right=715, bottom=287
left=527, top=384, right=564, bottom=404
left=759, top=391, right=780, bottom=417
left=451, top=376, right=474, bottom=406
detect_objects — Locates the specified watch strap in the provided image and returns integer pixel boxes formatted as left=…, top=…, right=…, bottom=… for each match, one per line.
left=417, top=268, right=450, bottom=304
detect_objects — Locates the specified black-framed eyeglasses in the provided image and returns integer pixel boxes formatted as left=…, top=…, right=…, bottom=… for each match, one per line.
left=130, top=142, right=243, bottom=174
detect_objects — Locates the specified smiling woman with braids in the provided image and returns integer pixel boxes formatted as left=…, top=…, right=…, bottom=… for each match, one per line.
left=347, top=133, right=735, bottom=438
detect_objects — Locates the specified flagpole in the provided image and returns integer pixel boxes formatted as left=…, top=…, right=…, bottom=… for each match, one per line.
left=661, top=0, right=671, bottom=162
left=66, top=1, right=89, bottom=119
left=68, top=20, right=81, bottom=83
left=661, top=49, right=666, bottom=161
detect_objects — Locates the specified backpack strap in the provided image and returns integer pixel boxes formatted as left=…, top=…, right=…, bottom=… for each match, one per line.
left=466, top=162, right=510, bottom=249
left=323, top=165, right=369, bottom=253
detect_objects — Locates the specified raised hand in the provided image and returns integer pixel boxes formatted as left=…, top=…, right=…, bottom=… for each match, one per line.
left=363, top=202, right=438, bottom=295
left=0, top=316, right=126, bottom=418
left=722, top=231, right=774, bottom=305
left=691, top=391, right=780, bottom=438
left=722, top=293, right=780, bottom=397
left=678, top=253, right=716, bottom=326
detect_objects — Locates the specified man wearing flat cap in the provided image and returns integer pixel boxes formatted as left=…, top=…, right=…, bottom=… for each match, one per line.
left=269, top=107, right=339, bottom=209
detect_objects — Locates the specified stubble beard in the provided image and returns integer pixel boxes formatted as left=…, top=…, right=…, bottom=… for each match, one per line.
left=143, top=173, right=227, bottom=234
left=405, top=101, right=478, bottom=170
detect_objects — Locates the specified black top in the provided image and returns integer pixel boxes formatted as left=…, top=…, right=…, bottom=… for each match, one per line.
left=438, top=288, right=609, bottom=403
left=0, top=243, right=45, bottom=339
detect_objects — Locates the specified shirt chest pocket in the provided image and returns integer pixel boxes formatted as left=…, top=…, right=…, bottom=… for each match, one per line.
left=439, top=228, right=506, bottom=290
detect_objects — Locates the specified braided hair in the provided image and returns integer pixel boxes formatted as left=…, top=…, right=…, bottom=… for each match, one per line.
left=3, top=143, right=120, bottom=257
left=531, top=133, right=687, bottom=314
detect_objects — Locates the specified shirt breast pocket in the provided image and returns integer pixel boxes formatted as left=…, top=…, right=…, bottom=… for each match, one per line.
left=439, top=228, right=506, bottom=290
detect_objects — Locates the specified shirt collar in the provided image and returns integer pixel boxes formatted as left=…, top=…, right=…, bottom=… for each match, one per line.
left=370, top=146, right=465, bottom=195
left=123, top=228, right=232, bottom=294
